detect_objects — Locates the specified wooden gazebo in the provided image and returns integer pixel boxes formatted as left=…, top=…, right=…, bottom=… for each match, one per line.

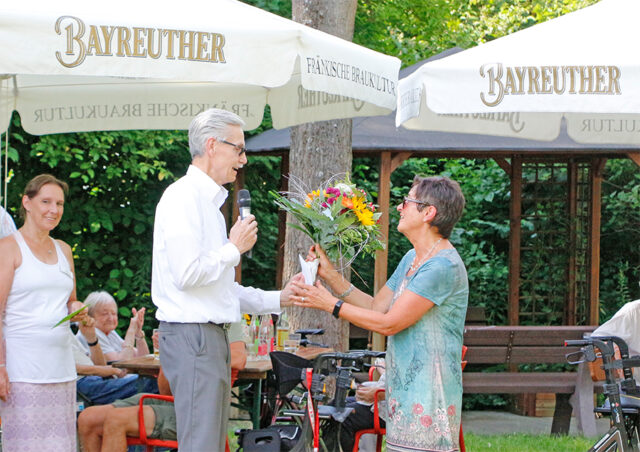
left=242, top=55, right=640, bottom=348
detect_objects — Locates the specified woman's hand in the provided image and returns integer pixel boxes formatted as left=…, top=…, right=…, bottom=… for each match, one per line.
left=69, top=300, right=88, bottom=324
left=130, top=307, right=146, bottom=334
left=78, top=316, right=97, bottom=337
left=355, top=384, right=380, bottom=404
left=306, top=245, right=337, bottom=283
left=292, top=280, right=338, bottom=313
left=0, top=367, right=9, bottom=402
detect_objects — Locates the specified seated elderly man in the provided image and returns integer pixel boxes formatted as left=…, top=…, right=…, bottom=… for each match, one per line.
left=78, top=323, right=247, bottom=452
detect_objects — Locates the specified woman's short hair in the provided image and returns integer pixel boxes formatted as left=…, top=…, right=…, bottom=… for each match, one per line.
left=20, top=174, right=69, bottom=220
left=188, top=108, right=245, bottom=159
left=412, top=175, right=465, bottom=238
left=84, top=291, right=117, bottom=317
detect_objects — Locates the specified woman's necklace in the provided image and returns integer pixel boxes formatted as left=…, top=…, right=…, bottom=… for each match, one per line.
left=409, top=237, right=443, bottom=273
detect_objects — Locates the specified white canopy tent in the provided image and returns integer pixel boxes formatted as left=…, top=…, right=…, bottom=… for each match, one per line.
left=0, top=0, right=400, bottom=135
left=396, top=0, right=640, bottom=146
left=0, top=0, right=400, bottom=210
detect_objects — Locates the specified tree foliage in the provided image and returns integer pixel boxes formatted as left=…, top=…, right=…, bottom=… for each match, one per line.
left=1, top=0, right=638, bottom=338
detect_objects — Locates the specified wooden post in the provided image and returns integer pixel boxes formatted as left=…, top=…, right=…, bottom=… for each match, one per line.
left=566, top=160, right=578, bottom=325
left=370, top=151, right=412, bottom=352
left=275, top=155, right=289, bottom=289
left=372, top=152, right=392, bottom=352
left=589, top=158, right=606, bottom=325
left=508, top=156, right=522, bottom=326
left=628, top=152, right=640, bottom=168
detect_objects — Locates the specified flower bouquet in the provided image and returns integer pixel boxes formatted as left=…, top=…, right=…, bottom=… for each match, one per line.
left=271, top=174, right=385, bottom=282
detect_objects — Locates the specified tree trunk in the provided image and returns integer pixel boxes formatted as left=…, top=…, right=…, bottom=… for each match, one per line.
left=283, top=0, right=357, bottom=353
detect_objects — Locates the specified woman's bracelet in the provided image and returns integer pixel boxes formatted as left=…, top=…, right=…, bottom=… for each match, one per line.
left=336, top=283, right=355, bottom=299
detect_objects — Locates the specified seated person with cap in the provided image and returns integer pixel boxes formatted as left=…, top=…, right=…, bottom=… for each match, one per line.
left=78, top=322, right=247, bottom=451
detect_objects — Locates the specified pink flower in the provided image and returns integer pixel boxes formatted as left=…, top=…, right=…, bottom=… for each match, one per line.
left=412, top=403, right=423, bottom=415
left=420, top=415, right=433, bottom=428
left=447, top=405, right=456, bottom=416
left=326, top=187, right=341, bottom=196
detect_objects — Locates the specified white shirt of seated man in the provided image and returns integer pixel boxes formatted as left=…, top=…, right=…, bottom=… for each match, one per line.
left=593, top=299, right=640, bottom=383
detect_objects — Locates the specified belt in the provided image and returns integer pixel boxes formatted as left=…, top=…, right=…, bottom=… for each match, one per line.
left=210, top=322, right=231, bottom=331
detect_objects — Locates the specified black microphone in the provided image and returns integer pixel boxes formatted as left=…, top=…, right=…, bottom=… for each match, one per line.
left=237, top=189, right=252, bottom=258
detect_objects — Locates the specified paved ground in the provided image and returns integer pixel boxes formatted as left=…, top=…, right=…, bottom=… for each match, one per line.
left=462, top=410, right=611, bottom=437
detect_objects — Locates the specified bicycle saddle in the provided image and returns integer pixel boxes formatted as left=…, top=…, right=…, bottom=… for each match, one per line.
left=595, top=392, right=640, bottom=415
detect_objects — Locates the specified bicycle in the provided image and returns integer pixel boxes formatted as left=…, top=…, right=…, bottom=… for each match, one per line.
left=565, top=335, right=640, bottom=451
left=236, top=349, right=385, bottom=452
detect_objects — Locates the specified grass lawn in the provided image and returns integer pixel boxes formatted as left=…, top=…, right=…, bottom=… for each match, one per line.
left=464, top=433, right=595, bottom=451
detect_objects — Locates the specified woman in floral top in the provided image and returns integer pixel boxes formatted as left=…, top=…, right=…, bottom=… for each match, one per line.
left=294, top=175, right=468, bottom=452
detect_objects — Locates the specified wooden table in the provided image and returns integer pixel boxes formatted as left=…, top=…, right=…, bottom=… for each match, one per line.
left=112, top=346, right=333, bottom=429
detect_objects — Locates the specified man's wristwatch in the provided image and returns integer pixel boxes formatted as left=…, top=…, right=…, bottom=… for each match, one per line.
left=87, top=338, right=99, bottom=347
left=332, top=299, right=345, bottom=319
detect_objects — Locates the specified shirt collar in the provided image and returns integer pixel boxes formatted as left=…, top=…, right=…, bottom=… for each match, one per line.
left=186, top=165, right=228, bottom=208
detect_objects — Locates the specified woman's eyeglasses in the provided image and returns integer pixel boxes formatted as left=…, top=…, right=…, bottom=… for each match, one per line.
left=402, top=197, right=429, bottom=209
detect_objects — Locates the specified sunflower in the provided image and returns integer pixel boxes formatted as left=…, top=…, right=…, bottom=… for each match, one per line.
left=352, top=196, right=375, bottom=226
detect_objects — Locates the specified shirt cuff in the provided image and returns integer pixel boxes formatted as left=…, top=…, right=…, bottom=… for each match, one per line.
left=263, top=290, right=282, bottom=314
left=221, top=242, right=241, bottom=267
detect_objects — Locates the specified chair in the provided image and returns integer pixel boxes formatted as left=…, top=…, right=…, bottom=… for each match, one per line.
left=126, top=394, right=178, bottom=452
left=127, top=373, right=240, bottom=452
left=352, top=346, right=468, bottom=452
left=352, top=366, right=386, bottom=452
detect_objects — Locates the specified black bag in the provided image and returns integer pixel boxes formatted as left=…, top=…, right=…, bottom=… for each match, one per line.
left=240, top=424, right=301, bottom=452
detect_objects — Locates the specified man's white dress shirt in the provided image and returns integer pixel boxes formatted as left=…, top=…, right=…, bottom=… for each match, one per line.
left=152, top=165, right=280, bottom=323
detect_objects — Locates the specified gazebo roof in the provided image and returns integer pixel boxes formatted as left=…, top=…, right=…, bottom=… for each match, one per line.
left=246, top=48, right=640, bottom=157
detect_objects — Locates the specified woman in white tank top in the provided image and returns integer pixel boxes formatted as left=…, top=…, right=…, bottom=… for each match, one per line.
left=0, top=174, right=89, bottom=452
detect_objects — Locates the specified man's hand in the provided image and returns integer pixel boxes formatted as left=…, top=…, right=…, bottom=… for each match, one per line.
left=355, top=382, right=384, bottom=404
left=229, top=215, right=258, bottom=255
left=280, top=273, right=305, bottom=307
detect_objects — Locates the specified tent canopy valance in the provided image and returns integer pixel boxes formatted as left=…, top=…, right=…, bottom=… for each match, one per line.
left=396, top=0, right=640, bottom=145
left=0, top=0, right=400, bottom=134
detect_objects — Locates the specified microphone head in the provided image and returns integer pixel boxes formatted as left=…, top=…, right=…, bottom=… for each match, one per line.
left=237, top=189, right=251, bottom=208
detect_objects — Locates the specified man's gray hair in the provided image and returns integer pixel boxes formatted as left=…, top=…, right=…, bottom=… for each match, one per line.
left=188, top=108, right=246, bottom=159
left=84, top=290, right=117, bottom=317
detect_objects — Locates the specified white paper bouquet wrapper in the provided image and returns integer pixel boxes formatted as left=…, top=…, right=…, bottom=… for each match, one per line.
left=299, top=255, right=319, bottom=285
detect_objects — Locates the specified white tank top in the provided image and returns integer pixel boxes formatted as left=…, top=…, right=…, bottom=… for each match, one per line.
left=4, top=232, right=76, bottom=383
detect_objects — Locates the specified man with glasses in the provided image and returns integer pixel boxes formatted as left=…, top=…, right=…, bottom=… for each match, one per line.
left=151, top=108, right=298, bottom=451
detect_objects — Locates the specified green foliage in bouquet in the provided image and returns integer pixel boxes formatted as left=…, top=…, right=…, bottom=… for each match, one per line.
left=271, top=175, right=385, bottom=267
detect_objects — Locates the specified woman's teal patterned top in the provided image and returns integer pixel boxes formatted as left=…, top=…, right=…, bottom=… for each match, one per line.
left=384, top=248, right=468, bottom=452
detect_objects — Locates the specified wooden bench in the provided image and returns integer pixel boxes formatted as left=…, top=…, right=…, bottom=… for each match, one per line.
left=463, top=325, right=599, bottom=435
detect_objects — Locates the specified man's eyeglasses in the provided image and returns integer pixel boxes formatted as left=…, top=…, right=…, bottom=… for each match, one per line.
left=402, top=197, right=429, bottom=209
left=220, top=139, right=247, bottom=156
